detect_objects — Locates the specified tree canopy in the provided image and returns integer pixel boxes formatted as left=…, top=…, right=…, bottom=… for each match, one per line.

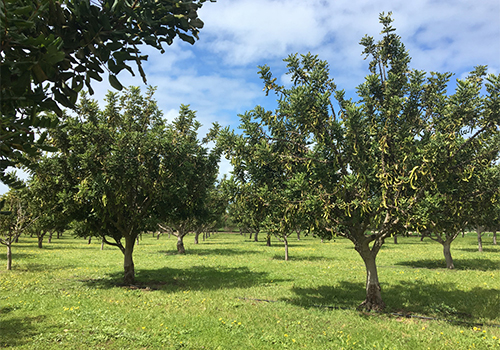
left=0, top=0, right=213, bottom=186
left=221, top=13, right=500, bottom=310
left=34, top=87, right=220, bottom=284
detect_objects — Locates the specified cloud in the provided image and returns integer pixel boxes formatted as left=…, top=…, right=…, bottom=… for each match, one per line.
left=199, top=0, right=499, bottom=83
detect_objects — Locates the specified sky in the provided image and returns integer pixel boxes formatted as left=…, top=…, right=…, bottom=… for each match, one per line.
left=1, top=0, right=499, bottom=193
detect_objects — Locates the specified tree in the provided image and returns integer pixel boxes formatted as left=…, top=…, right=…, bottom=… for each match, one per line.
left=0, top=190, right=38, bottom=270
left=156, top=105, right=221, bottom=254
left=1, top=0, right=213, bottom=186
left=227, top=13, right=499, bottom=310
left=40, top=87, right=216, bottom=284
left=193, top=181, right=228, bottom=244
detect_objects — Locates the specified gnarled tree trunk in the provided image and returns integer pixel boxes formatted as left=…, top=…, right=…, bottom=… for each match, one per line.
left=123, top=235, right=136, bottom=285
left=6, top=243, right=12, bottom=271
left=477, top=226, right=484, bottom=252
left=284, top=237, right=289, bottom=261
left=443, top=239, right=454, bottom=269
left=356, top=238, right=385, bottom=311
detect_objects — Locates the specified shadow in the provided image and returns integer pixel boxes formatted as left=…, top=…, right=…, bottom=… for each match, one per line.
left=458, top=247, right=500, bottom=253
left=79, top=265, right=289, bottom=293
left=0, top=315, right=48, bottom=347
left=158, top=248, right=261, bottom=256
left=286, top=280, right=500, bottom=321
left=270, top=254, right=329, bottom=262
left=395, top=258, right=500, bottom=271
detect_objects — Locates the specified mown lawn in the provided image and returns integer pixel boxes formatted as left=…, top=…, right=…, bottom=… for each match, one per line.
left=1, top=232, right=499, bottom=349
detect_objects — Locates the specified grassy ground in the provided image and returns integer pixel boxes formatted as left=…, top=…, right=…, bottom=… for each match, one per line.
left=0, top=232, right=499, bottom=349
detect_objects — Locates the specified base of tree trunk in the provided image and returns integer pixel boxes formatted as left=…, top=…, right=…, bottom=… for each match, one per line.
left=358, top=284, right=386, bottom=311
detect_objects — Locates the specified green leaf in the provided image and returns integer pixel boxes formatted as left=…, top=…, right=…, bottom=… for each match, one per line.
left=178, top=32, right=195, bottom=45
left=109, top=74, right=123, bottom=91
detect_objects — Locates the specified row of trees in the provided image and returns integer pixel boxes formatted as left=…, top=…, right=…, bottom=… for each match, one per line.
left=1, top=8, right=498, bottom=311
left=219, top=14, right=499, bottom=310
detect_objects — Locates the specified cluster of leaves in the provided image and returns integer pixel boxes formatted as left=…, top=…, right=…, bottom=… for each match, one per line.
left=1, top=0, right=213, bottom=186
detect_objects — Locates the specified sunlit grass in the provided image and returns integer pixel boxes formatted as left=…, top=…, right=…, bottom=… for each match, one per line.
left=1, top=232, right=499, bottom=349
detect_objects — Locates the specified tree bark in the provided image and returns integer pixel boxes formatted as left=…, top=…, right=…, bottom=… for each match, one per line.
left=37, top=235, right=43, bottom=249
left=254, top=230, right=259, bottom=242
left=296, top=229, right=300, bottom=240
left=6, top=244, right=12, bottom=271
left=123, top=235, right=136, bottom=285
left=477, top=226, right=484, bottom=252
left=284, top=237, right=289, bottom=261
left=356, top=241, right=385, bottom=311
left=266, top=234, right=271, bottom=246
left=393, top=235, right=397, bottom=244
left=493, top=230, right=497, bottom=245
left=443, top=240, right=454, bottom=269
left=194, top=230, right=201, bottom=244
left=177, top=234, right=186, bottom=254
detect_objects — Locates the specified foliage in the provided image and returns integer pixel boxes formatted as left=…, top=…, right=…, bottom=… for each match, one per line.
left=223, top=13, right=500, bottom=310
left=35, top=87, right=219, bottom=283
left=0, top=0, right=213, bottom=186
left=156, top=105, right=221, bottom=253
left=0, top=189, right=38, bottom=269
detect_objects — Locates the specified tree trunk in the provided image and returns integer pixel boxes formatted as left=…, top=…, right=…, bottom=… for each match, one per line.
left=123, top=235, right=136, bottom=285
left=477, top=226, right=484, bottom=253
left=266, top=234, right=271, bottom=246
left=37, top=235, right=43, bottom=249
left=6, top=243, right=12, bottom=271
left=443, top=240, right=454, bottom=269
left=296, top=229, right=300, bottom=240
left=48, top=231, right=53, bottom=243
left=493, top=230, right=497, bottom=245
left=284, top=237, right=289, bottom=261
left=393, top=235, right=397, bottom=244
left=194, top=230, right=201, bottom=244
left=254, top=231, right=259, bottom=242
left=177, top=234, right=186, bottom=254
left=101, top=238, right=105, bottom=250
left=88, top=236, right=92, bottom=244
left=357, top=243, right=385, bottom=311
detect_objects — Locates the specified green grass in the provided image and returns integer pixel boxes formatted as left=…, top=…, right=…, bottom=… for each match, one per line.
left=1, top=232, right=499, bottom=349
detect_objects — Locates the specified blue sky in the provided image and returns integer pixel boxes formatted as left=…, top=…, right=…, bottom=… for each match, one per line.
left=1, top=0, right=499, bottom=193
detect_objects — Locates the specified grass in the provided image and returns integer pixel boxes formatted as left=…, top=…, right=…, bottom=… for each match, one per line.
left=0, top=232, right=499, bottom=349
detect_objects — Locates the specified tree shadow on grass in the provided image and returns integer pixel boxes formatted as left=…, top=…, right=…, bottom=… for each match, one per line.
left=285, top=280, right=500, bottom=322
left=158, top=248, right=262, bottom=256
left=0, top=315, right=48, bottom=347
left=79, top=265, right=289, bottom=293
left=270, top=254, right=329, bottom=262
left=395, top=258, right=499, bottom=271
left=458, top=247, right=500, bottom=253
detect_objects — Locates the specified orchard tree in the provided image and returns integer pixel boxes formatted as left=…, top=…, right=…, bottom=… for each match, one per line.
left=0, top=190, right=38, bottom=270
left=41, top=87, right=218, bottom=284
left=156, top=105, right=221, bottom=254
left=229, top=13, right=499, bottom=310
left=1, top=0, right=213, bottom=186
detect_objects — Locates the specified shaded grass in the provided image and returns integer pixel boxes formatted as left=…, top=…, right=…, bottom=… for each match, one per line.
left=0, top=232, right=499, bottom=349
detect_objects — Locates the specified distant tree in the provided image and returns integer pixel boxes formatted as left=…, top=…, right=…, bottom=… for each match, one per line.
left=193, top=181, right=228, bottom=244
left=156, top=105, right=220, bottom=254
left=1, top=0, right=213, bottom=187
left=0, top=190, right=38, bottom=270
left=228, top=13, right=499, bottom=310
